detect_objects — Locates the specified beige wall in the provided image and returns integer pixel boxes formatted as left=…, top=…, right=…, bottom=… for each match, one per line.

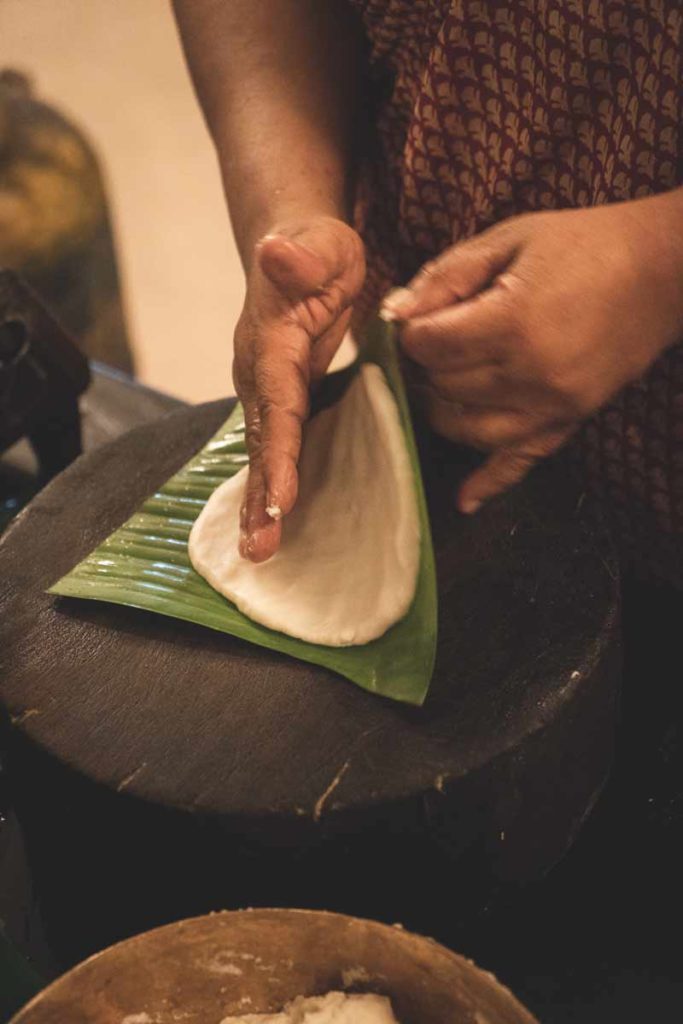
left=1, top=0, right=242, bottom=401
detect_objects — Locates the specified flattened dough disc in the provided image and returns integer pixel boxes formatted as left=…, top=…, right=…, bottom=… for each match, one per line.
left=189, top=365, right=420, bottom=647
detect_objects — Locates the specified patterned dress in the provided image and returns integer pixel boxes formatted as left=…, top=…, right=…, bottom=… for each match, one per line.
left=349, top=0, right=683, bottom=581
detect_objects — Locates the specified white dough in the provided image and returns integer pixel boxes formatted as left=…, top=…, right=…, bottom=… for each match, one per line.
left=188, top=364, right=420, bottom=646
left=219, top=990, right=399, bottom=1023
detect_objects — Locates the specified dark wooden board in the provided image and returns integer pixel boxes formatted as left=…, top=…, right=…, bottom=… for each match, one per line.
left=0, top=401, right=621, bottom=964
left=0, top=400, right=619, bottom=821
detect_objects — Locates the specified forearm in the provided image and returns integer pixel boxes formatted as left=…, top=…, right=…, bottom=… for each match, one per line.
left=172, top=0, right=363, bottom=269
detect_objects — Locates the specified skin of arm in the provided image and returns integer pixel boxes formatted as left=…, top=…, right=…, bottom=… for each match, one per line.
left=172, top=0, right=366, bottom=559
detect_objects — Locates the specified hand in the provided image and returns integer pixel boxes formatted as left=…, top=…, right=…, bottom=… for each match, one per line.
left=382, top=192, right=683, bottom=512
left=234, top=216, right=365, bottom=561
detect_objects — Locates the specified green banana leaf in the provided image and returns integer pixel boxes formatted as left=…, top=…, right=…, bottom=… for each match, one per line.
left=49, top=320, right=437, bottom=705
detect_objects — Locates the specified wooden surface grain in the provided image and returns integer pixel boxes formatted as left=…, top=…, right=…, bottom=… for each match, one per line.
left=0, top=401, right=621, bottom=963
left=0, top=400, right=618, bottom=817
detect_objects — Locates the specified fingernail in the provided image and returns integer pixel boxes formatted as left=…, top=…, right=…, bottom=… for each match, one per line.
left=460, top=498, right=482, bottom=515
left=380, top=287, right=413, bottom=322
left=266, top=503, right=282, bottom=520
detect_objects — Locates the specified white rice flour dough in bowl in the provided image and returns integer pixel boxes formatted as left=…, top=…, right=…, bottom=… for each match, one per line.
left=219, top=990, right=400, bottom=1023
left=189, top=364, right=421, bottom=647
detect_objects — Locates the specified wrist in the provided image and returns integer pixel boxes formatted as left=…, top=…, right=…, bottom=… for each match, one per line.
left=216, top=142, right=350, bottom=273
left=230, top=199, right=349, bottom=274
left=242, top=208, right=351, bottom=275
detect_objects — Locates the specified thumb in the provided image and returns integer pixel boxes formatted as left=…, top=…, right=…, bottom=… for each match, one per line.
left=381, top=218, right=527, bottom=323
left=257, top=234, right=330, bottom=298
left=458, top=427, right=570, bottom=514
left=258, top=219, right=363, bottom=300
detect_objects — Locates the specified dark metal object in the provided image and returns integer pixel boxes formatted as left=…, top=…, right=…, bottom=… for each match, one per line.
left=0, top=270, right=89, bottom=475
left=0, top=398, right=620, bottom=967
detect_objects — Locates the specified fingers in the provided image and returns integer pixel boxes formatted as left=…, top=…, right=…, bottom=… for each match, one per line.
left=239, top=459, right=283, bottom=563
left=420, top=391, right=531, bottom=450
left=286, top=218, right=365, bottom=297
left=236, top=219, right=365, bottom=563
left=251, top=313, right=352, bottom=525
left=258, top=401, right=304, bottom=517
left=381, top=218, right=526, bottom=322
left=458, top=449, right=538, bottom=514
left=457, top=427, right=572, bottom=514
left=238, top=396, right=283, bottom=563
left=252, top=333, right=309, bottom=513
left=258, top=220, right=365, bottom=303
left=420, top=366, right=512, bottom=408
left=399, top=282, right=516, bottom=371
left=308, top=308, right=353, bottom=381
left=257, top=235, right=331, bottom=299
left=237, top=327, right=308, bottom=561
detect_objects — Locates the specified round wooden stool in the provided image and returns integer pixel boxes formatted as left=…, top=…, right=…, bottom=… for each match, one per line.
left=11, top=909, right=537, bottom=1024
left=0, top=401, right=620, bottom=965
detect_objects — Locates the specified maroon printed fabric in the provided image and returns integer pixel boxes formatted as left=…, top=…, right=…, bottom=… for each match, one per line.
left=349, top=0, right=683, bottom=579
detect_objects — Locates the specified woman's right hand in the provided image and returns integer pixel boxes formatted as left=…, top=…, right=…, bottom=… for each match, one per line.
left=234, top=215, right=365, bottom=562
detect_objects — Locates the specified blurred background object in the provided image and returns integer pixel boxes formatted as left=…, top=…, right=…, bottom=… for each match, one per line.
left=0, top=0, right=243, bottom=401
left=0, top=69, right=133, bottom=373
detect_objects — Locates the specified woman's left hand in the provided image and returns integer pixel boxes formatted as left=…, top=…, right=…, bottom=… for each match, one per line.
left=382, top=191, right=683, bottom=513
